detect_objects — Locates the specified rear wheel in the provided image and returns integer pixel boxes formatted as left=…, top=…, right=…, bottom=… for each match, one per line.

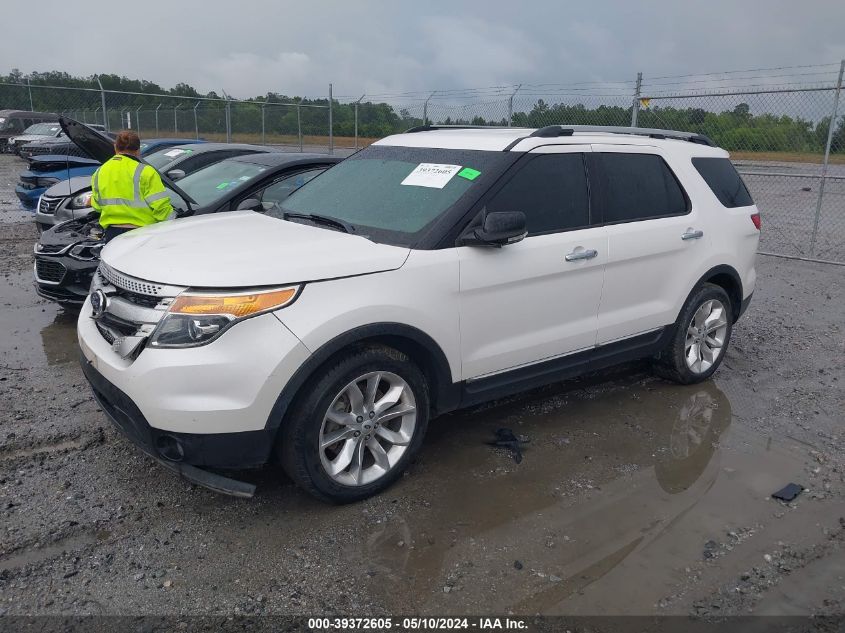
left=654, top=283, right=733, bottom=384
left=279, top=345, right=430, bottom=503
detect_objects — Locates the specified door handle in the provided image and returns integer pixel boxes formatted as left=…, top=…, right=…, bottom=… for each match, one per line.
left=681, top=229, right=704, bottom=241
left=565, top=248, right=598, bottom=262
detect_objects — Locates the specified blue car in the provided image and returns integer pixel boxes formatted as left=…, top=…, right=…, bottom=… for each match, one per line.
left=15, top=137, right=205, bottom=209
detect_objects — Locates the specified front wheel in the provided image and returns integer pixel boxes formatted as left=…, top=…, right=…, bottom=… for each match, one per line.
left=279, top=345, right=430, bottom=503
left=653, top=283, right=733, bottom=384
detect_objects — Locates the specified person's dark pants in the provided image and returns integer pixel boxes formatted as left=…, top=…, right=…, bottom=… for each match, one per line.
left=103, top=226, right=136, bottom=243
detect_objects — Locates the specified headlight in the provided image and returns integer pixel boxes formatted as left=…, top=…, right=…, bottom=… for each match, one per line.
left=69, top=242, right=103, bottom=261
left=70, top=191, right=93, bottom=209
left=36, top=177, right=60, bottom=188
left=149, top=286, right=300, bottom=348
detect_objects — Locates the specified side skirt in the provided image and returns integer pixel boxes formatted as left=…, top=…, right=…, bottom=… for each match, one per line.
left=457, top=327, right=673, bottom=408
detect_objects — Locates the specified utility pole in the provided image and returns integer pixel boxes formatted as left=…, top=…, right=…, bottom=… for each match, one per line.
left=423, top=91, right=436, bottom=126
left=328, top=83, right=334, bottom=155
left=508, top=84, right=522, bottom=126
left=96, top=76, right=108, bottom=131
left=810, top=59, right=845, bottom=256
left=354, top=93, right=365, bottom=150
left=631, top=71, right=643, bottom=127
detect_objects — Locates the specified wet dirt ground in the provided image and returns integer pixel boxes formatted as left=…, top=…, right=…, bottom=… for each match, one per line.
left=0, top=154, right=843, bottom=617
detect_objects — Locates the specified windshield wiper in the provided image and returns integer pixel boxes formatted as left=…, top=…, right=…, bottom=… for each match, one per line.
left=282, top=212, right=355, bottom=234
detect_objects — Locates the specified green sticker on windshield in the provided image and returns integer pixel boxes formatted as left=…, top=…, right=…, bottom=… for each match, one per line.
left=216, top=182, right=229, bottom=189
left=458, top=167, right=481, bottom=181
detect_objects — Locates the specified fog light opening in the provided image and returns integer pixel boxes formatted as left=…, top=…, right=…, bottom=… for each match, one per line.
left=156, top=435, right=185, bottom=462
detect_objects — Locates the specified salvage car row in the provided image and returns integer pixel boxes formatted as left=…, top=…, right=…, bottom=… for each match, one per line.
left=25, top=117, right=760, bottom=505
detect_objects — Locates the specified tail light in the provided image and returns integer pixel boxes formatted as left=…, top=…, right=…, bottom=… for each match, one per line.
left=750, top=213, right=761, bottom=230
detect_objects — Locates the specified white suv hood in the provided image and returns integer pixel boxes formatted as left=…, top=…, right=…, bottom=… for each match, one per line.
left=101, top=211, right=410, bottom=288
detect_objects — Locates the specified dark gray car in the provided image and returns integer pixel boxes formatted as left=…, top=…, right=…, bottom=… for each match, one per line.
left=35, top=142, right=279, bottom=231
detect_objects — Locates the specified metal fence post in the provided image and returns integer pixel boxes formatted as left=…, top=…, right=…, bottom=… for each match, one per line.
left=328, top=83, right=334, bottom=155
left=809, top=59, right=845, bottom=257
left=297, top=103, right=302, bottom=152
left=423, top=91, right=436, bottom=125
left=27, top=77, right=34, bottom=111
left=261, top=102, right=266, bottom=145
left=155, top=103, right=162, bottom=135
left=508, top=84, right=522, bottom=126
left=174, top=105, right=179, bottom=134
left=135, top=106, right=142, bottom=132
left=631, top=72, right=643, bottom=127
left=194, top=102, right=200, bottom=140
left=96, top=76, right=108, bottom=131
left=354, top=94, right=365, bottom=150
left=222, top=91, right=232, bottom=143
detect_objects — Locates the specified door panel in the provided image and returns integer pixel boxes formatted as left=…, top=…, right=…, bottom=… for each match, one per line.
left=458, top=227, right=607, bottom=378
left=591, top=145, right=707, bottom=344
left=458, top=145, right=606, bottom=380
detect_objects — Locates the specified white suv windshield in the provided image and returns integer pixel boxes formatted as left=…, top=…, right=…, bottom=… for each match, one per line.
left=278, top=145, right=508, bottom=245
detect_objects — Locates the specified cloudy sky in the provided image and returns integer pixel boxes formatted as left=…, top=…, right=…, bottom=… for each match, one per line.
left=2, top=0, right=844, bottom=100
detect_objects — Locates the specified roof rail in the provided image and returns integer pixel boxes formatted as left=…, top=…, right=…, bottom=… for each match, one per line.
left=405, top=124, right=515, bottom=133
left=529, top=125, right=716, bottom=147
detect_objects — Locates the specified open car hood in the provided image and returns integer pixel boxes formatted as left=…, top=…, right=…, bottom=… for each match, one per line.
left=101, top=211, right=410, bottom=288
left=59, top=117, right=115, bottom=163
left=28, top=154, right=99, bottom=171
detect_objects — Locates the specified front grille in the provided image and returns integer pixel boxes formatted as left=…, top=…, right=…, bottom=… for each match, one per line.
left=96, top=322, right=116, bottom=344
left=114, top=289, right=161, bottom=309
left=98, top=263, right=164, bottom=296
left=39, top=196, right=62, bottom=215
left=35, top=258, right=67, bottom=283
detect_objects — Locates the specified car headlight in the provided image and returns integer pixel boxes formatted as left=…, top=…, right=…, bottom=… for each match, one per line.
left=149, top=286, right=300, bottom=348
left=36, top=177, right=60, bottom=188
left=69, top=242, right=103, bottom=261
left=69, top=191, right=93, bottom=210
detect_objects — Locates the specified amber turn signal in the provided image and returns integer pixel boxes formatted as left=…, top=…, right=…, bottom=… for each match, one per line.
left=169, top=287, right=298, bottom=318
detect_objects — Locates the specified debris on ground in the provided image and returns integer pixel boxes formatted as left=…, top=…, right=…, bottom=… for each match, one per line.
left=772, top=483, right=804, bottom=502
left=487, top=428, right=530, bottom=463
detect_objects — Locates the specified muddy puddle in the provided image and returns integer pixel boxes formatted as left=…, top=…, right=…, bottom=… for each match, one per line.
left=324, top=378, right=822, bottom=614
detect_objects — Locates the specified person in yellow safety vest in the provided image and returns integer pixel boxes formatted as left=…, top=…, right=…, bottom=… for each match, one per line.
left=92, top=130, right=173, bottom=243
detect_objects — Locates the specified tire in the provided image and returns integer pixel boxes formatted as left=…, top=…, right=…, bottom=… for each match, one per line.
left=653, top=283, right=733, bottom=385
left=279, top=344, right=430, bottom=503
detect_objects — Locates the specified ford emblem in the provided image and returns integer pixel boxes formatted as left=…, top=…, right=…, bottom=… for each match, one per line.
left=90, top=289, right=107, bottom=318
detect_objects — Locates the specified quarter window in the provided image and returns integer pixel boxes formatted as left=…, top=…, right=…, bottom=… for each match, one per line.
left=598, top=153, right=688, bottom=223
left=486, top=153, right=590, bottom=234
left=692, top=157, right=754, bottom=208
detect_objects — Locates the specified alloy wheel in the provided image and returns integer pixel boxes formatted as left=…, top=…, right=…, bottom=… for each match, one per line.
left=684, top=299, right=729, bottom=374
left=318, top=371, right=417, bottom=486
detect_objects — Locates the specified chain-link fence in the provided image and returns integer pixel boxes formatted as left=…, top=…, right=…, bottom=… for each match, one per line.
left=2, top=62, right=844, bottom=262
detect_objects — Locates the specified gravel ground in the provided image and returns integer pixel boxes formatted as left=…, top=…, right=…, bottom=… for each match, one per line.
left=0, top=154, right=843, bottom=619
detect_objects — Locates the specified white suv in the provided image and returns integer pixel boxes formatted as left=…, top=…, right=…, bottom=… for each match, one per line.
left=77, top=125, right=760, bottom=502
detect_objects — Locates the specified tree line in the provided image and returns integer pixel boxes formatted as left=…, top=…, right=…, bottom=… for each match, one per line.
left=2, top=70, right=843, bottom=152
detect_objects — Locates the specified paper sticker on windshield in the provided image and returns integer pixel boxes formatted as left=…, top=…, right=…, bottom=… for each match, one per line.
left=401, top=163, right=461, bottom=189
left=164, top=149, right=185, bottom=157
left=458, top=167, right=481, bottom=181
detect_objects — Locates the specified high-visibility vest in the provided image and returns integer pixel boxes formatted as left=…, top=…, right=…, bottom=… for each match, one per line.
left=91, top=154, right=173, bottom=228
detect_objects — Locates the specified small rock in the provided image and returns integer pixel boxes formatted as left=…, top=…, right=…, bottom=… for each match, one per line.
left=549, top=575, right=562, bottom=583
left=513, top=560, right=523, bottom=570
left=133, top=573, right=145, bottom=582
left=163, top=579, right=173, bottom=588
left=763, top=554, right=773, bottom=563
left=443, top=586, right=452, bottom=593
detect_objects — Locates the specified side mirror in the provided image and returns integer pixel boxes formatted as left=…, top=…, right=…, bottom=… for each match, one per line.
left=463, top=211, right=527, bottom=247
left=236, top=198, right=262, bottom=211
left=166, top=169, right=186, bottom=181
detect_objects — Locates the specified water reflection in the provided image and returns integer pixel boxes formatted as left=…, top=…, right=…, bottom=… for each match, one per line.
left=39, top=310, right=78, bottom=366
left=363, top=378, right=732, bottom=612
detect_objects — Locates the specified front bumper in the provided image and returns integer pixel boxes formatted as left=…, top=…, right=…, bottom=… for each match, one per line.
left=34, top=253, right=98, bottom=305
left=15, top=185, right=43, bottom=208
left=80, top=354, right=259, bottom=497
left=77, top=295, right=311, bottom=434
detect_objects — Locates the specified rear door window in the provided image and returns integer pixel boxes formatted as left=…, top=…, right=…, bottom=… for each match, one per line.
left=596, top=153, right=688, bottom=223
left=485, top=153, right=590, bottom=235
left=692, top=157, right=754, bottom=208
